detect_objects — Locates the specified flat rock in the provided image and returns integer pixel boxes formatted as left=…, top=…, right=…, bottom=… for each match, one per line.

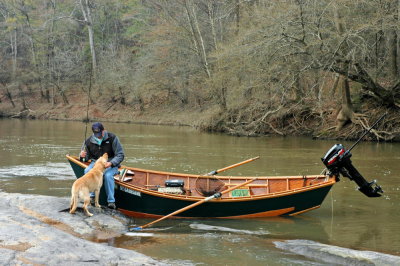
left=274, top=239, right=400, bottom=265
left=0, top=192, right=165, bottom=265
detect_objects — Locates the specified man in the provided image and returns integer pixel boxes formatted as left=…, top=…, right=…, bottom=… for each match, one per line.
left=79, top=122, right=124, bottom=209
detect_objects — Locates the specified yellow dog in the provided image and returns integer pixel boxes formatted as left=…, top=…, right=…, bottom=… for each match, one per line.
left=70, top=153, right=108, bottom=216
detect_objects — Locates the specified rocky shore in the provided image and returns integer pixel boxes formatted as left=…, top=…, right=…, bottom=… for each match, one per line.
left=0, top=192, right=165, bottom=265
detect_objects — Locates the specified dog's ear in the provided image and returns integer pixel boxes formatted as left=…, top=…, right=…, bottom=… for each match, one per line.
left=102, top=153, right=108, bottom=160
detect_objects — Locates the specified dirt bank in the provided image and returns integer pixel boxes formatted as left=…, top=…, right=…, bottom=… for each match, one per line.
left=1, top=87, right=399, bottom=142
left=0, top=87, right=219, bottom=128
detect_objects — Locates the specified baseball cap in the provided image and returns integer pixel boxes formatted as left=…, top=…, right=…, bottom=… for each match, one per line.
left=92, top=122, right=104, bottom=138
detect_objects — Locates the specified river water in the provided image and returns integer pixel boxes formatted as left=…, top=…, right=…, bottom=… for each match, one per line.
left=0, top=119, right=399, bottom=265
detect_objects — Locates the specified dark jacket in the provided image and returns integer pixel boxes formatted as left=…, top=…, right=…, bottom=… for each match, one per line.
left=81, top=131, right=124, bottom=167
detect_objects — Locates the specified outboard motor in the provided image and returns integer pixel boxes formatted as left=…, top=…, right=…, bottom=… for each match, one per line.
left=322, top=144, right=383, bottom=197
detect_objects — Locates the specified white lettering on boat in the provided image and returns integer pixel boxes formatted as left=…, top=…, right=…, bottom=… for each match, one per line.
left=120, top=186, right=141, bottom=197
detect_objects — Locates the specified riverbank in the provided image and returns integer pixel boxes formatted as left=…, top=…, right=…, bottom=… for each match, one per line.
left=1, top=87, right=399, bottom=141
left=0, top=192, right=168, bottom=265
left=0, top=87, right=209, bottom=126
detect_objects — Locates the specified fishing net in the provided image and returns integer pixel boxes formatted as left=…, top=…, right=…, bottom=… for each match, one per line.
left=195, top=177, right=226, bottom=196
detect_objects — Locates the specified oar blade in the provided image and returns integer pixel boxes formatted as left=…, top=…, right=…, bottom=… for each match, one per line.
left=135, top=178, right=258, bottom=230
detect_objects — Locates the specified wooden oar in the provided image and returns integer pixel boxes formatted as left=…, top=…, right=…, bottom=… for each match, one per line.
left=132, top=178, right=258, bottom=231
left=206, top=156, right=260, bottom=176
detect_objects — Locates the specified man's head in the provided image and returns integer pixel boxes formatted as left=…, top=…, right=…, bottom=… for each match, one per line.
left=92, top=122, right=104, bottom=138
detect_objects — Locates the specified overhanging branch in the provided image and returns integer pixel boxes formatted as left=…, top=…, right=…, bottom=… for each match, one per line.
left=326, top=62, right=398, bottom=107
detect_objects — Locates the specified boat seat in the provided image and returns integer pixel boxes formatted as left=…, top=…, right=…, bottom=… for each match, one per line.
left=114, top=168, right=133, bottom=182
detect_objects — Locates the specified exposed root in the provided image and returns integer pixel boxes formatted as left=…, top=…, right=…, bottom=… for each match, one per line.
left=321, top=109, right=400, bottom=141
left=202, top=99, right=399, bottom=142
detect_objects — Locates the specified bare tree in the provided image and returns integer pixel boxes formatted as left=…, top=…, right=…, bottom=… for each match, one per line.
left=184, top=0, right=211, bottom=78
left=79, top=0, right=97, bottom=78
left=333, top=4, right=354, bottom=130
left=15, top=0, right=46, bottom=99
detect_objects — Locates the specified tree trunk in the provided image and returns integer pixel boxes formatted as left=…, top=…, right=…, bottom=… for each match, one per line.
left=55, top=74, right=69, bottom=104
left=207, top=0, right=218, bottom=50
left=45, top=0, right=56, bottom=104
left=52, top=85, right=56, bottom=106
left=10, top=29, right=17, bottom=82
left=184, top=5, right=200, bottom=57
left=118, top=87, right=126, bottom=105
left=219, top=86, right=227, bottom=111
left=293, top=68, right=303, bottom=101
left=5, top=86, right=16, bottom=107
left=387, top=28, right=398, bottom=79
left=80, top=0, right=97, bottom=79
left=331, top=63, right=400, bottom=107
left=334, top=5, right=353, bottom=130
left=235, top=0, right=240, bottom=35
left=336, top=77, right=354, bottom=130
left=184, top=0, right=211, bottom=78
left=330, top=73, right=340, bottom=97
left=18, top=84, right=28, bottom=110
left=20, top=2, right=46, bottom=98
left=59, top=88, right=69, bottom=105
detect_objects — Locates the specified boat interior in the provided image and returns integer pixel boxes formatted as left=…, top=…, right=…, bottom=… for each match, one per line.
left=114, top=166, right=334, bottom=199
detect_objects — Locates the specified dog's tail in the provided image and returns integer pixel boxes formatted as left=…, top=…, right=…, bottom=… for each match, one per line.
left=69, top=186, right=78, bottom=214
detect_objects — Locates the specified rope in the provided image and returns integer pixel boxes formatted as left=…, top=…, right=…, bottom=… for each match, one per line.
left=83, top=61, right=93, bottom=141
left=81, top=61, right=93, bottom=162
left=330, top=187, right=334, bottom=238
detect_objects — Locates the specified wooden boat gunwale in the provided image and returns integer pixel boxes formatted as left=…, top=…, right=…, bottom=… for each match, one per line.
left=67, top=155, right=325, bottom=180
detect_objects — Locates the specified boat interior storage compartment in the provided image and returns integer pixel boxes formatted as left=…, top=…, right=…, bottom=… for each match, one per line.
left=165, top=179, right=184, bottom=187
left=158, top=179, right=185, bottom=194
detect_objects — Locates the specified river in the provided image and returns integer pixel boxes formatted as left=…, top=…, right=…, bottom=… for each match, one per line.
left=0, top=119, right=399, bottom=265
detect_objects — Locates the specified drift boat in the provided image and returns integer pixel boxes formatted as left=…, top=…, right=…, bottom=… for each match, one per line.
left=66, top=143, right=383, bottom=219
left=66, top=155, right=335, bottom=218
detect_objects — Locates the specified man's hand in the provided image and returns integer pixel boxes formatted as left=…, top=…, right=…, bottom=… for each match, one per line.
left=105, top=162, right=112, bottom=168
left=80, top=150, right=87, bottom=158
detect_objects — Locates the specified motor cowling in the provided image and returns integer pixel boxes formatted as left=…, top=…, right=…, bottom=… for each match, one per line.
left=322, top=144, right=383, bottom=197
